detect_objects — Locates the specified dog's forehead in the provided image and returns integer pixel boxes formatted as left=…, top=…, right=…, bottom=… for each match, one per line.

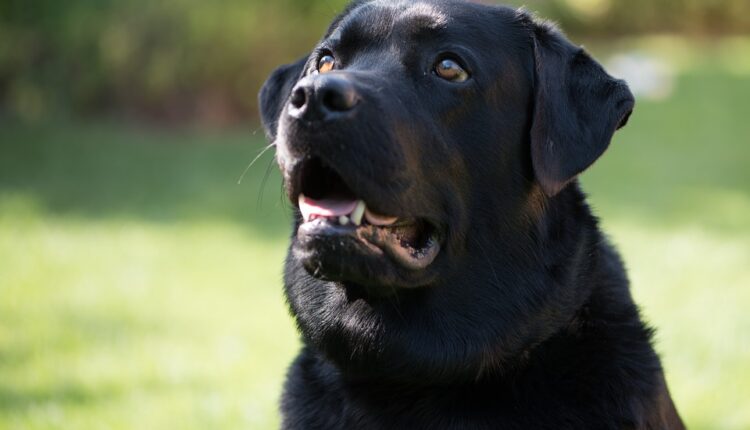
left=327, top=2, right=448, bottom=43
left=325, top=1, right=522, bottom=52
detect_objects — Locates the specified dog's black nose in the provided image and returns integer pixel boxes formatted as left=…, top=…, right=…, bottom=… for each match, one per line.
left=289, top=74, right=359, bottom=121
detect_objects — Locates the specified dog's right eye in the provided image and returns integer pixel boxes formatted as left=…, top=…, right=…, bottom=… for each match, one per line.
left=433, top=57, right=470, bottom=83
left=317, top=55, right=336, bottom=74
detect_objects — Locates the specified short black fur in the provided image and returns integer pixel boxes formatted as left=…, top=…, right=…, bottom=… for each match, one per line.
left=258, top=1, right=683, bottom=428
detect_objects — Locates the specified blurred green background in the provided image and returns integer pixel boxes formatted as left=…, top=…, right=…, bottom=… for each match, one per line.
left=1, top=0, right=749, bottom=429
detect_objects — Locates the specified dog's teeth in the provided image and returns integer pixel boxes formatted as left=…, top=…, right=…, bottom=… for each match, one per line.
left=338, top=216, right=350, bottom=226
left=351, top=200, right=366, bottom=226
left=298, top=194, right=310, bottom=222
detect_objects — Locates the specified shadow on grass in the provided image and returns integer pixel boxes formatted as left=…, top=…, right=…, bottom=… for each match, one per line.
left=0, top=377, right=199, bottom=412
left=0, top=383, right=105, bottom=410
left=0, top=122, right=293, bottom=239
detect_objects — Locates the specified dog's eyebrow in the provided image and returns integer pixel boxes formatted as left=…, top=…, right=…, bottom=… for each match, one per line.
left=330, top=2, right=448, bottom=50
left=398, top=3, right=449, bottom=32
left=331, top=3, right=394, bottom=50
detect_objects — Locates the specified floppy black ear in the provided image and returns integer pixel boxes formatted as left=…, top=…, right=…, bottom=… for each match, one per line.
left=529, top=24, right=634, bottom=196
left=258, top=56, right=308, bottom=140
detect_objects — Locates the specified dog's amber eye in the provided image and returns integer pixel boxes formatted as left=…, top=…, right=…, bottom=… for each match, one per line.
left=318, top=55, right=336, bottom=74
left=434, top=58, right=469, bottom=82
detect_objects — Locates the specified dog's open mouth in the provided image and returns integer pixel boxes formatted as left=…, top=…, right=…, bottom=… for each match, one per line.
left=294, top=158, right=440, bottom=271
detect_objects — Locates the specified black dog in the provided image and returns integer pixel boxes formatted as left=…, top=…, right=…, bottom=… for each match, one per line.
left=259, top=1, right=684, bottom=428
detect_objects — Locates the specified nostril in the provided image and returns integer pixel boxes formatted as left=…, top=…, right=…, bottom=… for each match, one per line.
left=321, top=86, right=358, bottom=112
left=290, top=87, right=307, bottom=109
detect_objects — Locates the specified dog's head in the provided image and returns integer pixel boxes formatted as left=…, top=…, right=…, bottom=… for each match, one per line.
left=260, top=0, right=633, bottom=380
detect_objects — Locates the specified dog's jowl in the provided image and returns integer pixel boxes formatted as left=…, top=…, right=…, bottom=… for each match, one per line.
left=259, top=1, right=684, bottom=428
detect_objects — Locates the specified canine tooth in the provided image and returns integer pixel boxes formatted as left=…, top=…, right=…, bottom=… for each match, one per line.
left=351, top=200, right=366, bottom=226
left=298, top=194, right=310, bottom=222
left=338, top=216, right=350, bottom=225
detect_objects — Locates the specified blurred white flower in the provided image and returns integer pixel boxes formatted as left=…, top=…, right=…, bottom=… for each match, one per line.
left=607, top=52, right=676, bottom=101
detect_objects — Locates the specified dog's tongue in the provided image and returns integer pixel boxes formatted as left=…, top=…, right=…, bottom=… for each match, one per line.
left=298, top=194, right=358, bottom=221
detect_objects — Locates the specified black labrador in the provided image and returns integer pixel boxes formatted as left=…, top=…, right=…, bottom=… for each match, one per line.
left=259, top=0, right=684, bottom=428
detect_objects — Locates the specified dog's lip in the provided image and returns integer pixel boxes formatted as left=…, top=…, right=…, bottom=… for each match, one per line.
left=297, top=217, right=441, bottom=272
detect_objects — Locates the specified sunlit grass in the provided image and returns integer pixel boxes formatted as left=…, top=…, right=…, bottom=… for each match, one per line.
left=1, top=41, right=749, bottom=429
left=0, top=196, right=298, bottom=429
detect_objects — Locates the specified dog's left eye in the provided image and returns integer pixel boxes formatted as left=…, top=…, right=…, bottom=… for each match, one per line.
left=318, top=55, right=336, bottom=74
left=434, top=57, right=469, bottom=82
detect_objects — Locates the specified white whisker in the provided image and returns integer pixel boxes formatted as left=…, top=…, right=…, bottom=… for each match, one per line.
left=238, top=142, right=276, bottom=185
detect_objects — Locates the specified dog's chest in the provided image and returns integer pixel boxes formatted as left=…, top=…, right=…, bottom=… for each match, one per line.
left=280, top=352, right=648, bottom=430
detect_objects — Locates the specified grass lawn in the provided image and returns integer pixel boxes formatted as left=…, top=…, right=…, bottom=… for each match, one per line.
left=1, top=42, right=749, bottom=428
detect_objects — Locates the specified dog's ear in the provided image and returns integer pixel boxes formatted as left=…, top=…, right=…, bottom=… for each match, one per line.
left=528, top=23, right=634, bottom=196
left=258, top=56, right=308, bottom=139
